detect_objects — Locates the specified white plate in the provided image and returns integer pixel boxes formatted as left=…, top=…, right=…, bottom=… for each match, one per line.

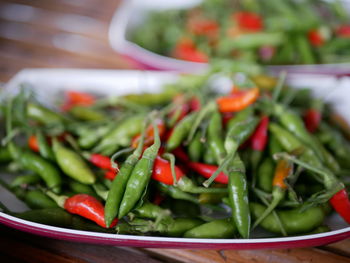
left=1, top=69, right=349, bottom=248
left=108, top=0, right=350, bottom=74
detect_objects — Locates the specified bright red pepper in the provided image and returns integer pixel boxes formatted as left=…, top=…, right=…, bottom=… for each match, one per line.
left=89, top=154, right=113, bottom=170
left=28, top=135, right=39, bottom=152
left=173, top=38, right=208, bottom=63
left=104, top=170, right=117, bottom=181
left=217, top=87, right=260, bottom=113
left=308, top=29, right=325, bottom=47
left=64, top=194, right=118, bottom=228
left=304, top=109, right=321, bottom=133
left=132, top=118, right=166, bottom=148
left=187, top=18, right=219, bottom=38
left=233, top=12, right=263, bottom=32
left=330, top=189, right=350, bottom=224
left=61, top=91, right=96, bottom=111
left=190, top=96, right=201, bottom=112
left=250, top=116, right=269, bottom=151
left=152, top=156, right=184, bottom=185
left=336, top=25, right=350, bottom=38
left=188, top=162, right=228, bottom=184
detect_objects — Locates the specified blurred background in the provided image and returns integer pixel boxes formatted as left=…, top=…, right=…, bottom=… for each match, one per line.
left=0, top=0, right=133, bottom=82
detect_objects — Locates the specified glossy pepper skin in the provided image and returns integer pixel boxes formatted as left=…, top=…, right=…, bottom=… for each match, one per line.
left=118, top=121, right=161, bottom=218
left=64, top=194, right=117, bottom=228
left=217, top=88, right=260, bottom=113
left=227, top=154, right=250, bottom=239
left=250, top=202, right=326, bottom=235
left=257, top=158, right=275, bottom=193
left=189, top=162, right=228, bottom=184
left=93, top=115, right=145, bottom=155
left=27, top=102, right=66, bottom=125
left=52, top=138, right=96, bottom=185
left=184, top=218, right=236, bottom=238
left=207, top=110, right=226, bottom=165
left=152, top=156, right=184, bottom=185
left=330, top=189, right=350, bottom=224
left=24, top=190, right=59, bottom=209
left=166, top=112, right=198, bottom=151
left=104, top=135, right=145, bottom=227
left=9, top=144, right=62, bottom=193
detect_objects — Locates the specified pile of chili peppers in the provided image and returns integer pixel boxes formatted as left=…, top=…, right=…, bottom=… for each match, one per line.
left=0, top=70, right=349, bottom=239
left=132, top=0, right=350, bottom=65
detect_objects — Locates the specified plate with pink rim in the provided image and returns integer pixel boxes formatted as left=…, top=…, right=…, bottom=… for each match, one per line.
left=0, top=69, right=349, bottom=249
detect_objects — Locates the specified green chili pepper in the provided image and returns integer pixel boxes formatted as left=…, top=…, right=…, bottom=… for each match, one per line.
left=188, top=132, right=203, bottom=162
left=69, top=106, right=105, bottom=121
left=0, top=147, right=11, bottom=162
left=269, top=123, right=339, bottom=189
left=52, top=138, right=96, bottom=184
left=27, top=103, right=66, bottom=125
left=269, top=134, right=283, bottom=156
left=24, top=189, right=58, bottom=209
left=122, top=90, right=177, bottom=106
left=157, top=183, right=199, bottom=204
left=273, top=104, right=324, bottom=161
left=158, top=218, right=204, bottom=237
left=36, top=130, right=55, bottom=161
left=203, top=115, right=258, bottom=187
left=183, top=218, right=236, bottom=238
left=203, top=145, right=216, bottom=165
left=257, top=158, right=275, bottom=193
left=10, top=174, right=41, bottom=188
left=104, top=130, right=146, bottom=227
left=77, top=124, right=112, bottom=149
left=166, top=112, right=198, bottom=151
left=226, top=154, right=250, bottom=238
left=207, top=110, right=226, bottom=165
left=118, top=121, right=161, bottom=218
left=93, top=115, right=145, bottom=155
left=8, top=144, right=62, bottom=193
left=198, top=192, right=227, bottom=204
left=250, top=202, right=326, bottom=235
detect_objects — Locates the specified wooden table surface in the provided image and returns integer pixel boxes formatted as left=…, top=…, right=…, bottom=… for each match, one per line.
left=0, top=0, right=349, bottom=262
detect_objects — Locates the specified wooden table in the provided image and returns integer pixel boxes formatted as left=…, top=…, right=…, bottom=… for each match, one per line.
left=0, top=0, right=349, bottom=262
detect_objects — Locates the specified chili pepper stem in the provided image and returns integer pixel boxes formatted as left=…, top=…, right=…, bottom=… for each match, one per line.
left=162, top=153, right=178, bottom=186
left=45, top=190, right=68, bottom=208
left=186, top=101, right=216, bottom=145
left=252, top=188, right=285, bottom=229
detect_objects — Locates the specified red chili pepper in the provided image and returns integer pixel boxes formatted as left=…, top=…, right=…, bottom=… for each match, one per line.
left=233, top=12, right=263, bottom=32
left=28, top=135, right=39, bottom=152
left=104, top=170, right=117, bottom=181
left=190, top=96, right=201, bottom=112
left=61, top=91, right=96, bottom=111
left=152, top=156, right=184, bottom=185
left=187, top=18, right=219, bottom=38
left=173, top=38, right=208, bottom=63
left=304, top=109, right=321, bottom=133
left=216, top=87, right=260, bottom=113
left=308, top=29, right=325, bottom=47
left=89, top=153, right=113, bottom=170
left=330, top=188, right=350, bottom=224
left=188, top=162, right=228, bottom=184
left=64, top=194, right=118, bottom=228
left=132, top=118, right=166, bottom=148
left=172, top=146, right=190, bottom=162
left=250, top=116, right=269, bottom=151
left=336, top=25, right=350, bottom=38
